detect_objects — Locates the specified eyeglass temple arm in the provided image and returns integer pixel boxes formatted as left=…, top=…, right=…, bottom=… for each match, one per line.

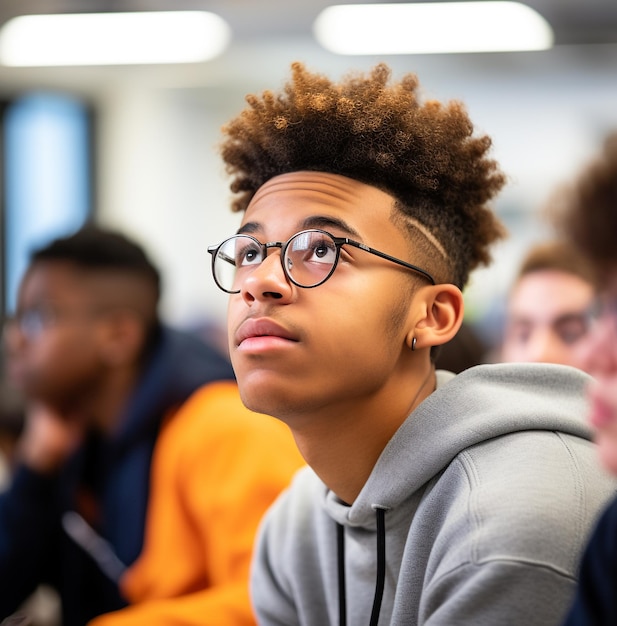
left=341, top=239, right=436, bottom=285
left=209, top=248, right=236, bottom=266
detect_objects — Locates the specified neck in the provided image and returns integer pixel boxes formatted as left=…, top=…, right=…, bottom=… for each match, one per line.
left=290, top=365, right=435, bottom=505
left=95, top=367, right=142, bottom=433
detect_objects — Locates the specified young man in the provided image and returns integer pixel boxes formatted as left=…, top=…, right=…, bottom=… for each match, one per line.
left=209, top=62, right=616, bottom=625
left=0, top=226, right=304, bottom=625
left=501, top=240, right=596, bottom=371
left=556, top=131, right=617, bottom=625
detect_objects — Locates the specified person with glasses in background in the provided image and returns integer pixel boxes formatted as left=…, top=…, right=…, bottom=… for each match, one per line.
left=0, top=226, right=304, bottom=626
left=554, top=131, right=617, bottom=625
left=501, top=239, right=597, bottom=372
left=207, top=62, right=616, bottom=626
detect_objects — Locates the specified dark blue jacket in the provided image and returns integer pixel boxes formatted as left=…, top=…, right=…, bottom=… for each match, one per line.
left=0, top=326, right=235, bottom=625
left=563, top=494, right=617, bottom=625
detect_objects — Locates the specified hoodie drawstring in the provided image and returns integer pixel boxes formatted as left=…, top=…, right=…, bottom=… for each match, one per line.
left=336, top=506, right=387, bottom=626
left=370, top=506, right=387, bottom=625
left=337, top=522, right=347, bottom=626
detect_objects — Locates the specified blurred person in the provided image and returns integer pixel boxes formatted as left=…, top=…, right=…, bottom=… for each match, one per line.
left=555, top=131, right=617, bottom=625
left=501, top=240, right=596, bottom=370
left=209, top=62, right=616, bottom=625
left=0, top=226, right=304, bottom=626
left=0, top=369, right=24, bottom=478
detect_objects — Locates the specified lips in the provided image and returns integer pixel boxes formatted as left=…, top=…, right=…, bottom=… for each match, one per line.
left=234, top=318, right=298, bottom=347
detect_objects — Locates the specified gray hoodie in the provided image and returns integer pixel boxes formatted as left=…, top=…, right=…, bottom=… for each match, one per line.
left=251, top=363, right=617, bottom=625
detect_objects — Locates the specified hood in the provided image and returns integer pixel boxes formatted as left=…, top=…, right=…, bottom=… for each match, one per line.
left=325, top=362, right=594, bottom=528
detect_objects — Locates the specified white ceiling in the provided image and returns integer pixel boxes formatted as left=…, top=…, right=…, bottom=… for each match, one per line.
left=0, top=0, right=616, bottom=45
left=0, top=0, right=615, bottom=96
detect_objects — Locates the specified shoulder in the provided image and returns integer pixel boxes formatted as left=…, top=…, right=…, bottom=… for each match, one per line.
left=461, top=430, right=615, bottom=532
left=260, top=467, right=325, bottom=529
left=256, top=467, right=329, bottom=559
left=429, top=430, right=616, bottom=575
left=451, top=364, right=593, bottom=408
left=150, top=382, right=304, bottom=505
left=158, top=381, right=303, bottom=464
left=159, top=326, right=235, bottom=380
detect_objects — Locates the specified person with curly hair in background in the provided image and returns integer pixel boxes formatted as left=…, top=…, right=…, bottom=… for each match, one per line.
left=207, top=62, right=616, bottom=625
left=554, top=132, right=617, bottom=625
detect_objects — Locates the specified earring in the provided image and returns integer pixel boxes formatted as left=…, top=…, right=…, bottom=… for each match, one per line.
left=411, top=337, right=417, bottom=351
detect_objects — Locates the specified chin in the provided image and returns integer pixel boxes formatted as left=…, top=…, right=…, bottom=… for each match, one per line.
left=238, top=384, right=277, bottom=418
left=237, top=374, right=299, bottom=421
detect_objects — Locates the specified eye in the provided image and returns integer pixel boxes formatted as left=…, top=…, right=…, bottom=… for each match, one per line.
left=235, top=239, right=263, bottom=266
left=306, top=236, right=337, bottom=265
left=555, top=315, right=589, bottom=345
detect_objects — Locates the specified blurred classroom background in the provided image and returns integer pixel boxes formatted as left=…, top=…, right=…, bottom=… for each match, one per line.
left=0, top=0, right=616, bottom=354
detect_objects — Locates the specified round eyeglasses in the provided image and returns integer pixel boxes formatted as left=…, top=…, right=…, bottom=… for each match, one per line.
left=207, top=228, right=436, bottom=294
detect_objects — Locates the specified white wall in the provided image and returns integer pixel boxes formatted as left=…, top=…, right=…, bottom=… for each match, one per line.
left=96, top=85, right=244, bottom=328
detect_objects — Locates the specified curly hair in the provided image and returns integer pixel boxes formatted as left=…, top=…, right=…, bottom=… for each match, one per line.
left=220, top=62, right=507, bottom=288
left=556, top=131, right=617, bottom=280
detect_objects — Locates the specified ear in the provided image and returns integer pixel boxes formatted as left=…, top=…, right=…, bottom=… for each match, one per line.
left=405, top=284, right=464, bottom=351
left=97, top=310, right=146, bottom=367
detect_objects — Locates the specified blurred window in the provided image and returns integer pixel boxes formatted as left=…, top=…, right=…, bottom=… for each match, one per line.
left=0, top=92, right=93, bottom=314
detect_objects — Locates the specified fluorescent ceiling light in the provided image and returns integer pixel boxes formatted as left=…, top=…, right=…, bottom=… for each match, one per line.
left=314, top=2, right=554, bottom=54
left=0, top=11, right=231, bottom=66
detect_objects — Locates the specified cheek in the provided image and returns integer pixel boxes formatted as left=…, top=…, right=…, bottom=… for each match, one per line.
left=323, top=290, right=409, bottom=365
left=226, top=298, right=244, bottom=357
left=28, top=333, right=100, bottom=388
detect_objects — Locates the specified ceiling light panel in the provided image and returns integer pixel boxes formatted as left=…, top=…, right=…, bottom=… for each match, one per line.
left=0, top=11, right=231, bottom=66
left=314, top=2, right=554, bottom=55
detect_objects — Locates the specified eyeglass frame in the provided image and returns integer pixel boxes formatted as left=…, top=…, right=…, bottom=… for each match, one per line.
left=207, top=228, right=436, bottom=294
left=2, top=306, right=62, bottom=340
left=2, top=304, right=109, bottom=341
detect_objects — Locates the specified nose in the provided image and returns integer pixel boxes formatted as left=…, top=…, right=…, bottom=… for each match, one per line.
left=240, top=249, right=294, bottom=304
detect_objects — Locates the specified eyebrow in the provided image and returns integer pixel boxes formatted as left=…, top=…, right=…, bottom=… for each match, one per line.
left=553, top=312, right=589, bottom=325
left=509, top=310, right=589, bottom=327
left=237, top=216, right=361, bottom=239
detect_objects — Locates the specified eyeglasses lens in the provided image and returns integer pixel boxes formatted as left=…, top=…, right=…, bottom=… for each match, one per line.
left=285, top=231, right=337, bottom=287
left=214, top=236, right=259, bottom=293
left=213, top=230, right=340, bottom=292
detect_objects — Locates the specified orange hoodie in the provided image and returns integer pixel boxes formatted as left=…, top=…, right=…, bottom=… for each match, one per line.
left=89, top=381, right=304, bottom=626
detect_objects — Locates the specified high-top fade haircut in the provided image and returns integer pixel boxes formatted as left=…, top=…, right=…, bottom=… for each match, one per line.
left=31, top=225, right=162, bottom=338
left=556, top=131, right=617, bottom=281
left=220, top=62, right=507, bottom=288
